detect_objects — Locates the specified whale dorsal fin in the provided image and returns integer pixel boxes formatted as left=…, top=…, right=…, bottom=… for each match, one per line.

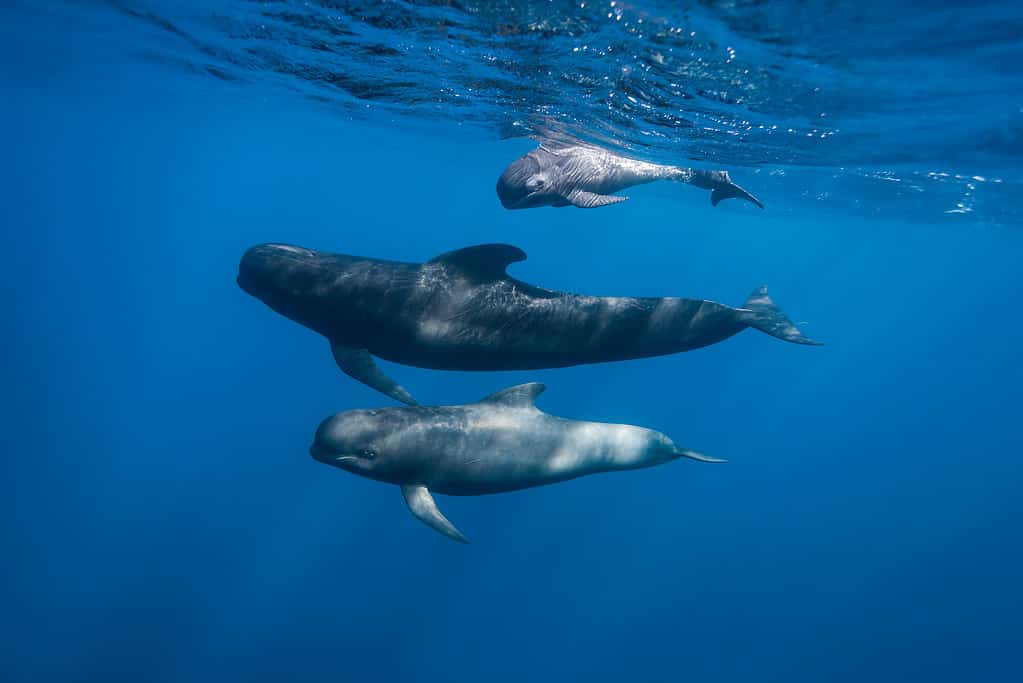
left=479, top=382, right=546, bottom=407
left=427, top=244, right=526, bottom=280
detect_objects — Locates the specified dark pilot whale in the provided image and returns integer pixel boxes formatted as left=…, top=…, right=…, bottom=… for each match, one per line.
left=237, top=243, right=819, bottom=405
left=310, top=382, right=723, bottom=543
left=496, top=141, right=764, bottom=210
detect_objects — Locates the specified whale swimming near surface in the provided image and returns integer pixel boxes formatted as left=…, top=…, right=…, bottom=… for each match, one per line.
left=496, top=140, right=764, bottom=210
left=237, top=243, right=819, bottom=405
left=310, top=382, right=723, bottom=543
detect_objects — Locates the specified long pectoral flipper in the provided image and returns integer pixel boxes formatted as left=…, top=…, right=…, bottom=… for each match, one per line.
left=330, top=343, right=418, bottom=406
left=401, top=484, right=469, bottom=544
left=565, top=189, right=629, bottom=208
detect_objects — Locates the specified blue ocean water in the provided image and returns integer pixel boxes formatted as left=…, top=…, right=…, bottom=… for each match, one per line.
left=3, top=1, right=1022, bottom=681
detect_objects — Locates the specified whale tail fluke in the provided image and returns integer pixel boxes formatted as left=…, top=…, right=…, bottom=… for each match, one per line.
left=738, top=286, right=822, bottom=346
left=711, top=183, right=764, bottom=209
left=687, top=169, right=764, bottom=209
left=677, top=449, right=727, bottom=464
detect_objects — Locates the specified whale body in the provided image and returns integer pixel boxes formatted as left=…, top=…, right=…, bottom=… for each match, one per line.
left=496, top=141, right=764, bottom=210
left=237, top=243, right=819, bottom=404
left=310, top=382, right=723, bottom=543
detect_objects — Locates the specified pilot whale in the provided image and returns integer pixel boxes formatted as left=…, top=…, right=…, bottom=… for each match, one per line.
left=310, top=382, right=724, bottom=543
left=237, top=243, right=819, bottom=405
left=496, top=141, right=764, bottom=210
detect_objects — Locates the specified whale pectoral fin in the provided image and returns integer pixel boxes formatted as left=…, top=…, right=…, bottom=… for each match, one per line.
left=400, top=484, right=469, bottom=544
left=330, top=344, right=418, bottom=406
left=565, top=189, right=629, bottom=208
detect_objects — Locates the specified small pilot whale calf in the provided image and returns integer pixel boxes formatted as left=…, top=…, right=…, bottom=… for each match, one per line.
left=310, top=382, right=723, bottom=543
left=237, top=243, right=820, bottom=405
left=496, top=140, right=764, bottom=209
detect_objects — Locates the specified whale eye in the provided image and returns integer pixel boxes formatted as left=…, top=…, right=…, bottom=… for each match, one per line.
left=358, top=448, right=377, bottom=460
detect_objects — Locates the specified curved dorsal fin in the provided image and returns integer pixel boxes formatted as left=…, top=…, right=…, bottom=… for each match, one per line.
left=427, top=244, right=526, bottom=280
left=478, top=382, right=546, bottom=407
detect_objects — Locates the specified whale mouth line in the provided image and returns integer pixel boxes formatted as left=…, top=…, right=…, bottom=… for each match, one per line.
left=504, top=190, right=546, bottom=209
left=310, top=444, right=347, bottom=462
left=310, top=444, right=371, bottom=466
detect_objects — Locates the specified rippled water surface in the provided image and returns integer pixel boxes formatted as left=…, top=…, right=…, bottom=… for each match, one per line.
left=10, top=0, right=1023, bottom=224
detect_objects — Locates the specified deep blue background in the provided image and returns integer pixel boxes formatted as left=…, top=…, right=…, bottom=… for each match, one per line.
left=4, top=7, right=1022, bottom=682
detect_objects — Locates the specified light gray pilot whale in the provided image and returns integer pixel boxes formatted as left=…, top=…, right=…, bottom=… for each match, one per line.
left=310, top=382, right=723, bottom=543
left=496, top=140, right=764, bottom=209
left=237, top=243, right=820, bottom=405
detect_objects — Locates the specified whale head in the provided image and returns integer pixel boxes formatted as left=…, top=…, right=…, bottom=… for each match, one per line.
left=237, top=243, right=319, bottom=296
left=496, top=153, right=559, bottom=209
left=237, top=243, right=339, bottom=334
left=310, top=409, right=412, bottom=483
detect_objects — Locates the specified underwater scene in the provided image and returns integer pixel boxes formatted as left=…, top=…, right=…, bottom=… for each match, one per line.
left=4, top=1, right=1022, bottom=681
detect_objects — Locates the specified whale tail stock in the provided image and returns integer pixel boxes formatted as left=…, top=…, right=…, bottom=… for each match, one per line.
left=737, top=286, right=822, bottom=346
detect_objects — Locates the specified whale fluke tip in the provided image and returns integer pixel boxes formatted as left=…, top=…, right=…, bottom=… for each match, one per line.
left=690, top=169, right=764, bottom=209
left=679, top=449, right=727, bottom=463
left=740, top=287, right=821, bottom=345
left=711, top=183, right=764, bottom=209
